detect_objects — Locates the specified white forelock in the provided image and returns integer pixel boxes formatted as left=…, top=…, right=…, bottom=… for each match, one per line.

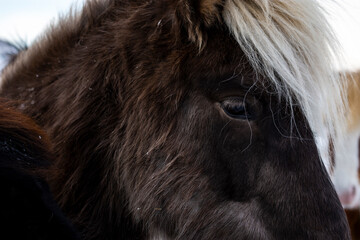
left=223, top=0, right=347, bottom=171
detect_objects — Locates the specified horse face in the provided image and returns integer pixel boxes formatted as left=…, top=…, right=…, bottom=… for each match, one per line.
left=144, top=29, right=348, bottom=238
left=119, top=18, right=349, bottom=236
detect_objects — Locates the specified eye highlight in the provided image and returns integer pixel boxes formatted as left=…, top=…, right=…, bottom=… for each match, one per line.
left=221, top=98, right=253, bottom=120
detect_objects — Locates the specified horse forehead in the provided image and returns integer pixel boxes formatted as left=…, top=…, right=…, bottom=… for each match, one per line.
left=183, top=31, right=259, bottom=87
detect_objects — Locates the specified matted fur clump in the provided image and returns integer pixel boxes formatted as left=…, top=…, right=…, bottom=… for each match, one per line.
left=0, top=0, right=350, bottom=239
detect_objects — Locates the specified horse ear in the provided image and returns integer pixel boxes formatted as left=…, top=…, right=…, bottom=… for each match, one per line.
left=175, top=0, right=225, bottom=49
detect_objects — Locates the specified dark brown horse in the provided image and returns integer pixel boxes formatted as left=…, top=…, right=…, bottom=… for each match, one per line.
left=0, top=0, right=351, bottom=239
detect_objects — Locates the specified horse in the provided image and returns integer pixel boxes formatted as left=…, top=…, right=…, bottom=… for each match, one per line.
left=332, top=71, right=360, bottom=240
left=0, top=0, right=351, bottom=239
left=0, top=100, right=80, bottom=239
left=333, top=71, right=360, bottom=209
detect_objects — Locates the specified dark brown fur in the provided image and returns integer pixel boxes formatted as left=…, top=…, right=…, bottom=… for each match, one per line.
left=346, top=209, right=360, bottom=240
left=0, top=101, right=80, bottom=239
left=0, top=0, right=350, bottom=239
left=0, top=99, right=52, bottom=164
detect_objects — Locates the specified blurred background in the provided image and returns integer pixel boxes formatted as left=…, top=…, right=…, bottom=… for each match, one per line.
left=0, top=0, right=360, bottom=71
left=0, top=0, right=85, bottom=43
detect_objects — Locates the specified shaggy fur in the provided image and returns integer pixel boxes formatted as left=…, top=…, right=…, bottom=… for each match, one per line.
left=0, top=100, right=79, bottom=240
left=0, top=0, right=350, bottom=239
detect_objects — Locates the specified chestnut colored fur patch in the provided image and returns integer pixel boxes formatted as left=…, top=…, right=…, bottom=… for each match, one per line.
left=347, top=72, right=360, bottom=131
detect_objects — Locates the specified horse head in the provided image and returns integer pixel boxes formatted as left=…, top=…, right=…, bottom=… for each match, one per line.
left=0, top=0, right=350, bottom=239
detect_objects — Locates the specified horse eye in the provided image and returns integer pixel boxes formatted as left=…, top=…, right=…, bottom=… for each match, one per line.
left=221, top=98, right=252, bottom=120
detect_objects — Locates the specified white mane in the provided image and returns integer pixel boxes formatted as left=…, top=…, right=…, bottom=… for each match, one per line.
left=223, top=0, right=347, bottom=171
